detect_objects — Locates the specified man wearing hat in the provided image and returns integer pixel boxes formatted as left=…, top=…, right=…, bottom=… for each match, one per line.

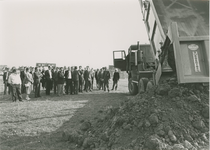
left=8, top=67, right=23, bottom=102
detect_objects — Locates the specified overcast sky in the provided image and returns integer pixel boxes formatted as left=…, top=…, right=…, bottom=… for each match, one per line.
left=0, top=0, right=149, bottom=69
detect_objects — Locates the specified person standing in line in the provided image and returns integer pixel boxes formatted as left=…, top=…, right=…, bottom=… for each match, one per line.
left=98, top=68, right=104, bottom=90
left=97, top=68, right=101, bottom=90
left=111, top=69, right=120, bottom=90
left=20, top=67, right=26, bottom=94
left=71, top=66, right=75, bottom=94
left=41, top=66, right=46, bottom=90
left=103, top=67, right=110, bottom=92
left=90, top=68, right=94, bottom=90
left=8, top=68, right=13, bottom=96
left=95, top=69, right=99, bottom=89
left=30, top=67, right=35, bottom=93
left=65, top=67, right=73, bottom=95
left=8, top=67, right=23, bottom=102
left=83, top=67, right=87, bottom=91
left=24, top=67, right=34, bottom=100
left=45, top=66, right=53, bottom=95
left=50, top=66, right=54, bottom=91
left=51, top=67, right=55, bottom=91
left=88, top=68, right=92, bottom=91
left=84, top=66, right=90, bottom=92
left=33, top=67, right=42, bottom=98
left=78, top=66, right=84, bottom=93
left=52, top=67, right=59, bottom=94
left=3, top=67, right=10, bottom=95
left=72, top=66, right=79, bottom=94
left=63, top=66, right=67, bottom=94
left=57, top=67, right=65, bottom=96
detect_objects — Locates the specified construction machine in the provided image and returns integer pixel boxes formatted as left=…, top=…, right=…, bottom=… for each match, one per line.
left=113, top=0, right=209, bottom=95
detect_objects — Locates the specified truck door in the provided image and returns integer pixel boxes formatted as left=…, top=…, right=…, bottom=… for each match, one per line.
left=113, top=50, right=126, bottom=71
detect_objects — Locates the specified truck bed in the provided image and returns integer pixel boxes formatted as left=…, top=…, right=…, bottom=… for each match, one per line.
left=153, top=0, right=209, bottom=37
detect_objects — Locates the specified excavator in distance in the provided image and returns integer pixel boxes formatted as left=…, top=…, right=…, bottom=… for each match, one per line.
left=113, top=0, right=209, bottom=95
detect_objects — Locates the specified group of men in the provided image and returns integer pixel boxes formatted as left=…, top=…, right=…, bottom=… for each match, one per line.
left=3, top=65, right=120, bottom=102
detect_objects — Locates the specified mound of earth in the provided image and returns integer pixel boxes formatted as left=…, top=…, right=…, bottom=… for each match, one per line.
left=62, top=78, right=209, bottom=150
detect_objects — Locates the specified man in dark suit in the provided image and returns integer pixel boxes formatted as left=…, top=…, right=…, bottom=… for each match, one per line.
left=3, top=67, right=10, bottom=95
left=84, top=66, right=90, bottom=92
left=71, top=66, right=75, bottom=94
left=98, top=68, right=104, bottom=90
left=20, top=67, right=26, bottom=94
left=45, top=66, right=53, bottom=95
left=52, top=67, right=58, bottom=94
left=41, top=67, right=46, bottom=90
left=65, top=67, right=73, bottom=94
left=57, top=67, right=65, bottom=96
left=78, top=66, right=84, bottom=93
left=72, top=66, right=79, bottom=94
left=111, top=69, right=120, bottom=90
left=33, top=67, right=42, bottom=98
left=103, top=67, right=111, bottom=92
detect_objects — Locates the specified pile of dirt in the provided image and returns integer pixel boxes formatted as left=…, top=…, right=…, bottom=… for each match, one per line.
left=62, top=78, right=209, bottom=150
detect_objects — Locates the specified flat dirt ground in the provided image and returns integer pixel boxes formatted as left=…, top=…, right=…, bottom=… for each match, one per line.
left=0, top=78, right=130, bottom=150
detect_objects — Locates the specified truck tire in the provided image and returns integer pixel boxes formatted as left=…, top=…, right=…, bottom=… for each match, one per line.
left=138, top=78, right=149, bottom=94
left=128, top=78, right=138, bottom=95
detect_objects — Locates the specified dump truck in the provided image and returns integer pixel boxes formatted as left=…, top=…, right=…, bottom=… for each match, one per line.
left=113, top=0, right=209, bottom=95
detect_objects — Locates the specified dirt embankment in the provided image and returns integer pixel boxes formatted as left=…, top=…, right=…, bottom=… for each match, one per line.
left=63, top=78, right=209, bottom=150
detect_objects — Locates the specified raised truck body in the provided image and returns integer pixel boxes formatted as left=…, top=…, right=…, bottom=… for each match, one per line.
left=113, top=0, right=209, bottom=95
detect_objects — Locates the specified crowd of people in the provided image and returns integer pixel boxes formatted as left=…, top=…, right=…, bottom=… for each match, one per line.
left=3, top=65, right=120, bottom=102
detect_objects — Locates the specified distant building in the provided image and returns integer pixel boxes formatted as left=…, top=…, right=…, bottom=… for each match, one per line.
left=36, top=63, right=56, bottom=67
left=108, top=65, right=128, bottom=79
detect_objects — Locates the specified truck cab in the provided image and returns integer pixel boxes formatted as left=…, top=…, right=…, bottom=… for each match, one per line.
left=113, top=42, right=157, bottom=95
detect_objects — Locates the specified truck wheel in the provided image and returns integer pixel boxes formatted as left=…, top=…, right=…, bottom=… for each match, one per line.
left=146, top=81, right=154, bottom=92
left=128, top=78, right=138, bottom=95
left=138, top=78, right=149, bottom=94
